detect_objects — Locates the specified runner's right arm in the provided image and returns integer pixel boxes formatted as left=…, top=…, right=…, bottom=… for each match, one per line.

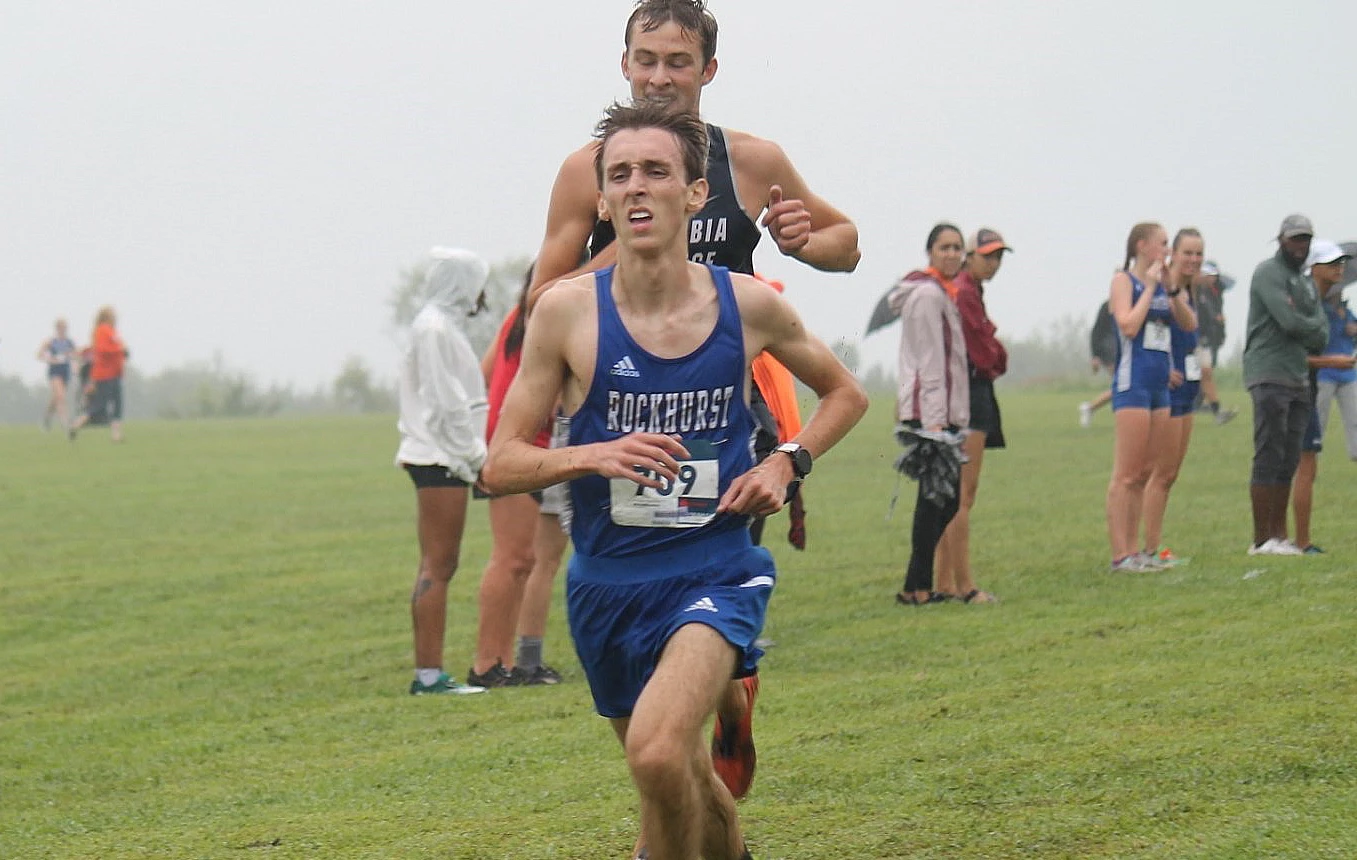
left=481, top=281, right=688, bottom=496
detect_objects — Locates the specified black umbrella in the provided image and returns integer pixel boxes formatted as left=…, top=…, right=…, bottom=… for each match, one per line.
left=865, top=286, right=899, bottom=335
left=1341, top=241, right=1357, bottom=287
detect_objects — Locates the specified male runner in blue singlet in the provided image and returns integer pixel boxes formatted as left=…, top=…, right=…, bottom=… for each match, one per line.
left=483, top=101, right=866, bottom=860
left=526, top=1, right=861, bottom=814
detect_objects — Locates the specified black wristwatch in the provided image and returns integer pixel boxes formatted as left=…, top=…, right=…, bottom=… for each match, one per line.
left=774, top=442, right=813, bottom=479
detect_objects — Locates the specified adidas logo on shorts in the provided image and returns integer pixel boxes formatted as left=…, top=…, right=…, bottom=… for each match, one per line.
left=684, top=596, right=719, bottom=613
left=610, top=355, right=641, bottom=377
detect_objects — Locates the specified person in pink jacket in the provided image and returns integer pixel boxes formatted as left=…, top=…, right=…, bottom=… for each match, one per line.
left=890, top=223, right=970, bottom=606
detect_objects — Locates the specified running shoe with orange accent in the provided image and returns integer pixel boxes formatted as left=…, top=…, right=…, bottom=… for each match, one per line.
left=711, top=674, right=760, bottom=799
left=1153, top=546, right=1183, bottom=567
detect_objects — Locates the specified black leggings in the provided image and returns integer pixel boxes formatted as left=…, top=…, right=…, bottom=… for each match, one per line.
left=902, top=479, right=960, bottom=593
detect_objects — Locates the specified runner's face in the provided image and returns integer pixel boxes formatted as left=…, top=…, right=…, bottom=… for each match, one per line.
left=929, top=230, right=964, bottom=279
left=1138, top=229, right=1169, bottom=269
left=598, top=128, right=706, bottom=253
left=1172, top=236, right=1204, bottom=281
left=622, top=21, right=714, bottom=114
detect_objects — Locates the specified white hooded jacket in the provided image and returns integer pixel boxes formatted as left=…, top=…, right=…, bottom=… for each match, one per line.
left=394, top=247, right=490, bottom=482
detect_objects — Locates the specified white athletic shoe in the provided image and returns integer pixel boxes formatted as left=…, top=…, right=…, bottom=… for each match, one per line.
left=1111, top=554, right=1164, bottom=573
left=1079, top=402, right=1093, bottom=428
left=1248, top=538, right=1304, bottom=556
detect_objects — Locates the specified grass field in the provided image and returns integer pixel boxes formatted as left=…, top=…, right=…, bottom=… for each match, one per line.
left=3, top=390, right=1355, bottom=859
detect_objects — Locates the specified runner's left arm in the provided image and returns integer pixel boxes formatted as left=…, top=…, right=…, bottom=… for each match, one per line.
left=752, top=139, right=861, bottom=273
left=718, top=280, right=868, bottom=515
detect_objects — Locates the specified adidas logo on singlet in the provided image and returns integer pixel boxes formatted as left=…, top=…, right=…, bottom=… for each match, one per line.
left=610, top=355, right=641, bottom=377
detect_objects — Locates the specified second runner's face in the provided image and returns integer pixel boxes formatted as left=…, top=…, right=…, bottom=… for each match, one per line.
left=929, top=230, right=965, bottom=279
left=622, top=21, right=715, bottom=114
left=598, top=128, right=706, bottom=253
left=1172, top=236, right=1204, bottom=281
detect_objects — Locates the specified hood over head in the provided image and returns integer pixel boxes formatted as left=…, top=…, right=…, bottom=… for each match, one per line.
left=425, top=247, right=490, bottom=317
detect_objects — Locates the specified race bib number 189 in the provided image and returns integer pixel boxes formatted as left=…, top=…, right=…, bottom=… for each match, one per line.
left=1143, top=321, right=1171, bottom=353
left=610, top=440, right=720, bottom=528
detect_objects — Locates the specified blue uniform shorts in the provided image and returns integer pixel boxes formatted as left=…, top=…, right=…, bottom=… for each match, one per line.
left=566, top=528, right=775, bottom=719
left=1112, top=382, right=1171, bottom=412
left=1170, top=380, right=1201, bottom=418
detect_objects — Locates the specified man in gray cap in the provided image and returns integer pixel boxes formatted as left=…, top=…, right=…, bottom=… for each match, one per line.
left=1242, top=215, right=1329, bottom=555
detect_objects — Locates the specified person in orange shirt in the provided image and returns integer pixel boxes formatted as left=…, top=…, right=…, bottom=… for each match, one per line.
left=70, top=306, right=128, bottom=442
left=751, top=275, right=808, bottom=550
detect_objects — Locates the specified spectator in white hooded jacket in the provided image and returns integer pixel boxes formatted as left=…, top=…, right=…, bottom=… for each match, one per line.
left=890, top=223, right=970, bottom=606
left=395, top=247, right=492, bottom=695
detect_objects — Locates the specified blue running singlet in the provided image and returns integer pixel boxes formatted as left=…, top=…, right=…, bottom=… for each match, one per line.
left=567, top=264, right=758, bottom=561
left=1112, top=274, right=1173, bottom=410
left=1169, top=291, right=1201, bottom=416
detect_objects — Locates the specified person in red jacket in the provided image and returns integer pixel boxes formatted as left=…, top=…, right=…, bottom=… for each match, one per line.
left=70, top=306, right=128, bottom=443
left=934, top=229, right=1010, bottom=604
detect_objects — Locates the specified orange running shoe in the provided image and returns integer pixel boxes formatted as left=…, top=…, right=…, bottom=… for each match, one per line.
left=711, top=674, right=760, bottom=799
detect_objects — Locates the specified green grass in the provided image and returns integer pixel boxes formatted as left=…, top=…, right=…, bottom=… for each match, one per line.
left=2, top=391, right=1355, bottom=859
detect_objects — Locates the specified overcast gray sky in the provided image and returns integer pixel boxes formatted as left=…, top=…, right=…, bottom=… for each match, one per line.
left=5, top=1, right=1356, bottom=389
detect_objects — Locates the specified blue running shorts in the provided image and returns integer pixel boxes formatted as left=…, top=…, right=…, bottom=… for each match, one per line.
left=566, top=528, right=775, bottom=719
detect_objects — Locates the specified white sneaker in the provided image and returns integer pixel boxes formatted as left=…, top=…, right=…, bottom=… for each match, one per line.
left=1111, top=554, right=1164, bottom=573
left=1273, top=539, right=1304, bottom=556
left=1079, top=402, right=1093, bottom=428
left=1248, top=538, right=1303, bottom=556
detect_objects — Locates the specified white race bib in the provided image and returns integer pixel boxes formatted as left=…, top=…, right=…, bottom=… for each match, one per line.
left=610, top=440, right=720, bottom=528
left=1143, top=321, right=1171, bottom=353
left=1184, top=352, right=1202, bottom=382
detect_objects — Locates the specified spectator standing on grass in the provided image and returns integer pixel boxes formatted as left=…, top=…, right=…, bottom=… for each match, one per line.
left=1290, top=240, right=1354, bottom=555
left=466, top=269, right=566, bottom=689
left=1243, top=214, right=1328, bottom=556
left=36, top=318, right=76, bottom=432
left=482, top=102, right=867, bottom=860
left=395, top=247, right=491, bottom=696
left=1079, top=298, right=1118, bottom=427
left=1312, top=243, right=1357, bottom=462
left=1193, top=261, right=1237, bottom=423
left=1141, top=228, right=1206, bottom=566
left=933, top=228, right=1009, bottom=604
left=1105, top=223, right=1197, bottom=572
left=69, top=306, right=128, bottom=443
left=892, top=223, right=969, bottom=605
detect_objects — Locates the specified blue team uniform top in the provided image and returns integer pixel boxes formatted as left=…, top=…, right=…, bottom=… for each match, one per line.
left=1319, top=301, right=1357, bottom=386
left=1169, top=291, right=1200, bottom=402
left=47, top=336, right=76, bottom=367
left=567, top=264, right=757, bottom=560
left=1113, top=274, right=1173, bottom=394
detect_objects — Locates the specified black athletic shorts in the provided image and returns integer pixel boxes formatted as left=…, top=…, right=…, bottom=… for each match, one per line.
left=87, top=378, right=123, bottom=422
left=403, top=463, right=470, bottom=490
left=968, top=378, right=1006, bottom=449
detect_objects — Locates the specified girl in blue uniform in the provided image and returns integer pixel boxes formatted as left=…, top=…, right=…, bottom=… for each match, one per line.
left=1142, top=229, right=1205, bottom=564
left=36, top=318, right=76, bottom=431
left=1105, top=223, right=1197, bottom=571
